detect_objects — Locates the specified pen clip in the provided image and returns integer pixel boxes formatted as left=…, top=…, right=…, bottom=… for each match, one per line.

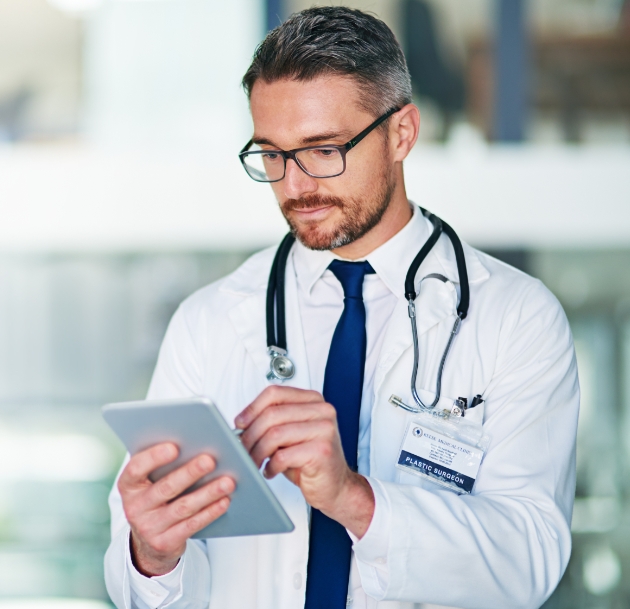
left=469, top=394, right=484, bottom=409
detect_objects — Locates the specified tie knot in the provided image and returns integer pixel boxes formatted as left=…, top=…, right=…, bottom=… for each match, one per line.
left=328, top=260, right=375, bottom=299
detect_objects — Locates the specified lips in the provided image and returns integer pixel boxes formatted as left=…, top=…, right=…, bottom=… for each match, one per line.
left=290, top=205, right=333, bottom=213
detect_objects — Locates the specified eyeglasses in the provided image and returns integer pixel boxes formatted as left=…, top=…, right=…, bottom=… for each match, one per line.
left=239, top=107, right=400, bottom=183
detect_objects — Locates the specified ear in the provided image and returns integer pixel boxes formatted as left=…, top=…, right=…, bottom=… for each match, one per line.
left=389, top=104, right=420, bottom=162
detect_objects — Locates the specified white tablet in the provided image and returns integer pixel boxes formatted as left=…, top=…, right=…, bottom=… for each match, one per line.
left=102, top=397, right=294, bottom=539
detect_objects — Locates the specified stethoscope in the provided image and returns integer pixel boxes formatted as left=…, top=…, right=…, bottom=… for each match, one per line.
left=265, top=207, right=470, bottom=413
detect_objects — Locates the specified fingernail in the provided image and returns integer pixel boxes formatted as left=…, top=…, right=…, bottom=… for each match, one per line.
left=234, top=414, right=244, bottom=426
left=219, top=478, right=233, bottom=493
left=199, top=454, right=213, bottom=469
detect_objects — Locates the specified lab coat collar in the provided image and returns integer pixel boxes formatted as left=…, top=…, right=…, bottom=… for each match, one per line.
left=365, top=204, right=433, bottom=298
left=219, top=204, right=491, bottom=299
left=291, top=204, right=490, bottom=297
left=291, top=204, right=433, bottom=298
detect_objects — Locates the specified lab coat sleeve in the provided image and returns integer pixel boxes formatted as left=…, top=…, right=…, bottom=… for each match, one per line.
left=355, top=280, right=579, bottom=609
left=348, top=477, right=392, bottom=591
left=104, top=303, right=213, bottom=608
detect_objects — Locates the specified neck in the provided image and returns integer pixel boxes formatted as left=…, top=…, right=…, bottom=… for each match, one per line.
left=331, top=182, right=413, bottom=260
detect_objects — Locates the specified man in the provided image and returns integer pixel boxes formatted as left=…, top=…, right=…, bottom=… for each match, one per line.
left=105, top=7, right=579, bottom=609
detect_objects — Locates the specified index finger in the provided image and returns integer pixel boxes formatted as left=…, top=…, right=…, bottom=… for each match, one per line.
left=118, top=442, right=179, bottom=490
left=235, top=386, right=322, bottom=429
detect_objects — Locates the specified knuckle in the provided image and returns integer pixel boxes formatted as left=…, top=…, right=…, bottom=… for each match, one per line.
left=124, top=502, right=139, bottom=524
left=125, top=461, right=141, bottom=480
left=322, top=419, right=336, bottom=434
left=266, top=385, right=283, bottom=402
left=268, top=425, right=283, bottom=442
left=156, top=479, right=175, bottom=499
left=319, top=441, right=333, bottom=458
left=188, top=459, right=204, bottom=477
left=186, top=514, right=203, bottom=534
left=135, top=522, right=151, bottom=540
left=267, top=404, right=282, bottom=424
left=173, top=498, right=191, bottom=519
left=151, top=538, right=169, bottom=555
left=323, top=402, right=337, bottom=418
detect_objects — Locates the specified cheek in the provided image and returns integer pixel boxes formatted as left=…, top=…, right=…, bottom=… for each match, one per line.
left=345, top=136, right=390, bottom=182
left=339, top=155, right=388, bottom=196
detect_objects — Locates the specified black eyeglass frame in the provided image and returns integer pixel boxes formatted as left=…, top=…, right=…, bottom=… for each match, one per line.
left=239, top=106, right=401, bottom=183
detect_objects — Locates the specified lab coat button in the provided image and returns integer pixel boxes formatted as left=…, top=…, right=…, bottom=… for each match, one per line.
left=346, top=595, right=353, bottom=606
left=376, top=556, right=386, bottom=564
left=293, top=572, right=302, bottom=589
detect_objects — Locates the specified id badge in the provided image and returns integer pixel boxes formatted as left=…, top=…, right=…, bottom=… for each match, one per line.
left=396, top=411, right=489, bottom=495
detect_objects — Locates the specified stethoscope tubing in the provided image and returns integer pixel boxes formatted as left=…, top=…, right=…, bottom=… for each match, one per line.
left=404, top=210, right=469, bottom=411
left=266, top=232, right=296, bottom=352
left=265, top=207, right=470, bottom=405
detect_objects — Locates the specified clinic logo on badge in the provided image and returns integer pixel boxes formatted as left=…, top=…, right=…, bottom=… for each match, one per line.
left=413, top=426, right=423, bottom=438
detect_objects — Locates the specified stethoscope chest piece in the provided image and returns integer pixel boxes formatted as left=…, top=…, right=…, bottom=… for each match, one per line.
left=266, top=346, right=295, bottom=382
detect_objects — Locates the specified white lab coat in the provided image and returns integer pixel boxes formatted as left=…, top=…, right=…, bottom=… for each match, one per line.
left=105, top=228, right=579, bottom=609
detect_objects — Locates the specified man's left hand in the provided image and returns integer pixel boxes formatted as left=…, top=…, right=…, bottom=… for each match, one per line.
left=235, top=385, right=375, bottom=538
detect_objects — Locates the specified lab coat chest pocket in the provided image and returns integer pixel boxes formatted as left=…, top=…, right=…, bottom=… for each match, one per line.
left=371, top=341, right=487, bottom=493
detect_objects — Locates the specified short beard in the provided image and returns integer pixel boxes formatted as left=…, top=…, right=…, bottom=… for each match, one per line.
left=280, top=171, right=396, bottom=251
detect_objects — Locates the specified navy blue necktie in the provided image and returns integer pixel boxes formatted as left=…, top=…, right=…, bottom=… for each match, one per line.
left=304, top=259, right=375, bottom=609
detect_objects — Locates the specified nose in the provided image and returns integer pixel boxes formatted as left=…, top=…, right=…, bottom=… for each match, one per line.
left=282, top=158, right=318, bottom=200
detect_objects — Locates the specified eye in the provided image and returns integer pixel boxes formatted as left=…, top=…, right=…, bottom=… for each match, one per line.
left=263, top=152, right=281, bottom=162
left=316, top=148, right=336, bottom=157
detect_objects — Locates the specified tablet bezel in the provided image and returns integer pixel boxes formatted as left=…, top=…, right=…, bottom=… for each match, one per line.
left=102, top=397, right=294, bottom=539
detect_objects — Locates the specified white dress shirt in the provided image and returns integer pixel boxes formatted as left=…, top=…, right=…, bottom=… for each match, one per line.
left=127, top=207, right=431, bottom=608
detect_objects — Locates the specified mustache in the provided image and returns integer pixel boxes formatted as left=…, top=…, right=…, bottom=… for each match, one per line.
left=282, top=194, right=345, bottom=212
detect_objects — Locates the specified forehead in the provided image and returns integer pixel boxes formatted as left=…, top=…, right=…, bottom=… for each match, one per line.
left=249, top=76, right=373, bottom=145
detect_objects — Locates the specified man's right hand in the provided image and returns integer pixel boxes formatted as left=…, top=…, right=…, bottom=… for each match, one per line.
left=118, top=442, right=235, bottom=577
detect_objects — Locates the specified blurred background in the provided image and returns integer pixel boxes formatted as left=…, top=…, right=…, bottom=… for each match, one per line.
left=0, top=0, right=629, bottom=607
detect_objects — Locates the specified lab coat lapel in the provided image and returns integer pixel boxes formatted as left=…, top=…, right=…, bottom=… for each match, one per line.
left=370, top=237, right=492, bottom=481
left=374, top=258, right=458, bottom=395
left=226, top=248, right=311, bottom=391
left=227, top=287, right=269, bottom=382
left=374, top=232, right=491, bottom=393
left=281, top=251, right=311, bottom=390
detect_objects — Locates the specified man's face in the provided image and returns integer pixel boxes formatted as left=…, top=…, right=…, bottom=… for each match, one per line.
left=249, top=76, right=396, bottom=250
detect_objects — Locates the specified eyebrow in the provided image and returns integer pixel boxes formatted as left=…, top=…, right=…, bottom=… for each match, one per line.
left=252, top=129, right=353, bottom=148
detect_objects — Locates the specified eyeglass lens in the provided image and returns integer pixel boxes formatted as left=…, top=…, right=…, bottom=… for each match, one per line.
left=242, top=146, right=344, bottom=182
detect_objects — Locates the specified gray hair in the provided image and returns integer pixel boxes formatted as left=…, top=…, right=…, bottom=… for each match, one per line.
left=242, top=6, right=412, bottom=117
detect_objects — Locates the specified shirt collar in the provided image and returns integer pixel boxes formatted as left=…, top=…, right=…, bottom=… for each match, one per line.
left=292, top=204, right=433, bottom=298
